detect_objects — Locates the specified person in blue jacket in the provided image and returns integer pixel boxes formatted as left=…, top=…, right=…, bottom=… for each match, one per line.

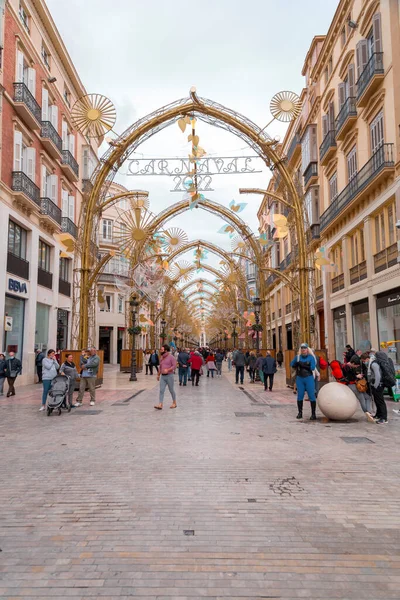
left=291, top=343, right=317, bottom=421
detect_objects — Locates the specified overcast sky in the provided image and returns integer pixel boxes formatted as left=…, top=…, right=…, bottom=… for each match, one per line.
left=48, top=0, right=338, bottom=294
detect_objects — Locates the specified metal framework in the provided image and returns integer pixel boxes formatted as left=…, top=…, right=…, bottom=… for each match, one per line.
left=77, top=89, right=310, bottom=348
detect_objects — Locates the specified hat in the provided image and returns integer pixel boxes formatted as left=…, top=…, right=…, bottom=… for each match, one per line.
left=300, top=343, right=309, bottom=349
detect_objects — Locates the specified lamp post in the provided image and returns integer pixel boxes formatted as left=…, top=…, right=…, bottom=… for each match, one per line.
left=224, top=333, right=228, bottom=349
left=129, top=295, right=140, bottom=382
left=160, top=319, right=167, bottom=346
left=232, top=318, right=237, bottom=349
left=253, top=297, right=262, bottom=352
left=173, top=327, right=178, bottom=349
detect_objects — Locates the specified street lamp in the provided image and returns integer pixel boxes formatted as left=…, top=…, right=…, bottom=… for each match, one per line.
left=129, top=295, right=140, bottom=382
left=173, top=327, right=178, bottom=348
left=160, top=319, right=167, bottom=346
left=232, top=318, right=238, bottom=348
left=253, top=297, right=262, bottom=352
left=224, top=332, right=228, bottom=349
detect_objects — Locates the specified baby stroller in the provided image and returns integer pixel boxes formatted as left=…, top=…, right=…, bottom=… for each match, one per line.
left=47, top=375, right=71, bottom=416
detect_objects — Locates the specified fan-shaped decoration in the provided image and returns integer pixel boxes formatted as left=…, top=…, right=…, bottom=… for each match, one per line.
left=231, top=236, right=247, bottom=253
left=161, top=228, right=188, bottom=253
left=270, top=91, right=301, bottom=123
left=71, top=93, right=117, bottom=138
left=170, top=260, right=194, bottom=283
left=114, top=206, right=155, bottom=256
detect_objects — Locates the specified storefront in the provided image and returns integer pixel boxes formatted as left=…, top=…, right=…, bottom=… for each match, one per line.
left=57, top=310, right=69, bottom=351
left=99, top=326, right=113, bottom=363
left=333, top=306, right=346, bottom=360
left=4, top=293, right=25, bottom=359
left=377, top=288, right=400, bottom=368
left=35, top=303, right=50, bottom=351
left=352, top=300, right=371, bottom=353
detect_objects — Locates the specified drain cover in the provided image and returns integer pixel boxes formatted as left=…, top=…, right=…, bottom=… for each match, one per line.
left=72, top=410, right=102, bottom=416
left=235, top=412, right=266, bottom=417
left=183, top=530, right=194, bottom=536
left=341, top=437, right=375, bottom=444
left=248, top=498, right=257, bottom=503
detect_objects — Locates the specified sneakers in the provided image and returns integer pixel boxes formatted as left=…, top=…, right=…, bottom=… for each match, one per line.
left=392, top=409, right=400, bottom=415
left=90, top=401, right=95, bottom=406
left=39, top=406, right=45, bottom=411
left=365, top=412, right=375, bottom=423
left=376, top=418, right=388, bottom=424
left=72, top=403, right=81, bottom=407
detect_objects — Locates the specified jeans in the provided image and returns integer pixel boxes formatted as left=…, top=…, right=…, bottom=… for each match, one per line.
left=187, top=366, right=191, bottom=380
left=145, top=364, right=150, bottom=375
left=179, top=366, right=188, bottom=385
left=249, top=368, right=255, bottom=381
left=296, top=375, right=316, bottom=402
left=216, top=362, right=222, bottom=376
left=371, top=384, right=387, bottom=420
left=77, top=377, right=96, bottom=403
left=227, top=358, right=232, bottom=372
left=191, top=369, right=200, bottom=385
left=159, top=374, right=176, bottom=404
left=0, top=377, right=5, bottom=395
left=235, top=365, right=244, bottom=384
left=258, top=369, right=264, bottom=384
left=42, top=379, right=53, bottom=406
left=207, top=369, right=214, bottom=378
left=348, top=384, right=371, bottom=413
left=264, top=374, right=274, bottom=390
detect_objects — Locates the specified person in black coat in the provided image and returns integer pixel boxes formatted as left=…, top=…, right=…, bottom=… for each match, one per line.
left=262, top=352, right=277, bottom=391
left=0, top=353, right=7, bottom=396
left=344, top=344, right=355, bottom=363
left=35, top=349, right=45, bottom=383
left=5, top=351, right=22, bottom=397
left=149, top=350, right=159, bottom=375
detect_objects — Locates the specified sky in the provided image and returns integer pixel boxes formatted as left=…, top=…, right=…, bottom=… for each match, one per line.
left=47, top=0, right=338, bottom=297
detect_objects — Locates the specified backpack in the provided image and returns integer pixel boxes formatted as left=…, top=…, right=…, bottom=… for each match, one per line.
left=372, top=352, right=396, bottom=388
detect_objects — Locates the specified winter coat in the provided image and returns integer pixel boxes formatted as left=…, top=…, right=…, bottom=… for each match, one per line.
left=81, top=354, right=100, bottom=378
left=233, top=350, right=246, bottom=367
left=5, top=357, right=22, bottom=377
left=248, top=355, right=257, bottom=369
left=150, top=352, right=159, bottom=366
left=0, top=359, right=7, bottom=378
left=255, top=356, right=264, bottom=370
left=189, top=353, right=203, bottom=370
left=35, top=351, right=45, bottom=366
left=42, top=357, right=59, bottom=381
left=178, top=352, right=190, bottom=367
left=262, top=356, right=277, bottom=375
left=60, top=361, right=78, bottom=383
left=215, top=353, right=224, bottom=364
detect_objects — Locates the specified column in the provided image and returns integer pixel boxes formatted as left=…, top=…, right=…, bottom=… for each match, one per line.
left=0, top=207, right=10, bottom=351
left=342, top=235, right=350, bottom=290
left=368, top=289, right=379, bottom=350
left=364, top=217, right=374, bottom=278
left=48, top=243, right=60, bottom=350
left=112, top=326, right=118, bottom=364
left=24, top=228, right=39, bottom=383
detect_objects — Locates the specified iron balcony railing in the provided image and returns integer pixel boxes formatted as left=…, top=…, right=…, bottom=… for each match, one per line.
left=13, top=82, right=41, bottom=123
left=61, top=217, right=78, bottom=239
left=286, top=133, right=300, bottom=161
left=319, top=130, right=336, bottom=162
left=350, top=260, right=367, bottom=285
left=41, top=121, right=63, bottom=153
left=12, top=171, right=40, bottom=206
left=62, top=149, right=79, bottom=177
left=266, top=273, right=278, bottom=287
left=374, top=243, right=398, bottom=274
left=307, top=224, right=320, bottom=243
left=320, top=144, right=394, bottom=231
left=357, top=52, right=384, bottom=101
left=40, top=197, right=62, bottom=225
left=335, top=96, right=357, bottom=135
left=303, top=161, right=318, bottom=187
left=279, top=252, right=292, bottom=271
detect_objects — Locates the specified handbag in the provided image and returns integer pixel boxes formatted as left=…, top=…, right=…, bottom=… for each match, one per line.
left=356, top=378, right=368, bottom=393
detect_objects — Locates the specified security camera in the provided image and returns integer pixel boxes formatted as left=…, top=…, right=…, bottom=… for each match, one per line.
left=348, top=19, right=358, bottom=29
left=396, top=220, right=400, bottom=229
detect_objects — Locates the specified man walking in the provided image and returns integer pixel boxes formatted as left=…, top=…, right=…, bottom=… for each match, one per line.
left=215, top=349, right=224, bottom=376
left=262, top=351, right=277, bottom=391
left=35, top=349, right=45, bottom=383
left=149, top=349, right=159, bottom=375
left=75, top=347, right=100, bottom=407
left=154, top=344, right=177, bottom=410
left=5, top=351, right=22, bottom=397
left=233, top=348, right=246, bottom=385
left=177, top=347, right=190, bottom=386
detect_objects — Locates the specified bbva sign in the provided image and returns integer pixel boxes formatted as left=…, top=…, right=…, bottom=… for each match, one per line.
left=8, top=278, right=28, bottom=294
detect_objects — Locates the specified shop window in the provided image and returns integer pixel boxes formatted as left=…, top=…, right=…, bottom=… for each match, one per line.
left=4, top=295, right=25, bottom=358
left=8, top=220, right=27, bottom=259
left=352, top=301, right=371, bottom=353
left=38, top=240, right=51, bottom=272
left=329, top=172, right=338, bottom=202
left=370, top=110, right=384, bottom=154
left=35, top=303, right=49, bottom=351
left=347, top=146, right=357, bottom=181
left=59, top=257, right=70, bottom=282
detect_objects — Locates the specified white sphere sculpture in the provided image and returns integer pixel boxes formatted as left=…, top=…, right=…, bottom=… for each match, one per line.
left=317, top=382, right=358, bottom=421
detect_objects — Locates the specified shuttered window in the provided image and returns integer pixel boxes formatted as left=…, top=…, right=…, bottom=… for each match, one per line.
left=347, top=146, right=357, bottom=181
left=370, top=110, right=384, bottom=153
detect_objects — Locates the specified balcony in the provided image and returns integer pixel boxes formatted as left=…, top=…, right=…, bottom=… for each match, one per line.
left=303, top=162, right=318, bottom=188
left=316, top=285, right=324, bottom=302
left=350, top=260, right=367, bottom=285
left=332, top=273, right=345, bottom=293
left=374, top=243, right=398, bottom=274
left=279, top=252, right=292, bottom=271
left=40, top=121, right=63, bottom=159
left=357, top=53, right=384, bottom=107
left=13, top=82, right=41, bottom=130
left=307, top=224, right=320, bottom=243
left=266, top=273, right=278, bottom=287
left=7, top=252, right=29, bottom=280
left=61, top=217, right=78, bottom=239
left=12, top=171, right=40, bottom=211
left=40, top=197, right=62, bottom=226
left=335, top=97, right=357, bottom=141
left=61, top=150, right=79, bottom=182
left=37, top=267, right=53, bottom=289
left=320, top=144, right=394, bottom=232
left=286, top=133, right=301, bottom=164
left=319, top=130, right=337, bottom=165
left=99, top=235, right=119, bottom=247
left=58, top=278, right=71, bottom=297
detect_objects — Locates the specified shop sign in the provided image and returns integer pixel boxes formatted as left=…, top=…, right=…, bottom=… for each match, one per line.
left=8, top=278, right=27, bottom=294
left=376, top=288, right=400, bottom=310
left=4, top=316, right=13, bottom=331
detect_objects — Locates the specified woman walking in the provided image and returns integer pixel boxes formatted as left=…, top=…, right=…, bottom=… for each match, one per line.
left=41, top=349, right=59, bottom=412
left=154, top=344, right=177, bottom=410
left=60, top=354, right=78, bottom=408
left=227, top=350, right=233, bottom=372
left=248, top=351, right=257, bottom=383
left=144, top=350, right=152, bottom=375
left=206, top=352, right=217, bottom=378
left=0, top=353, right=7, bottom=396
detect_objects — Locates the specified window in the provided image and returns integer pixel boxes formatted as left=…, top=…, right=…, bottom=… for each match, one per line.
left=370, top=110, right=384, bottom=154
left=375, top=204, right=396, bottom=252
left=8, top=221, right=27, bottom=259
left=119, top=198, right=128, bottom=210
left=341, top=27, right=346, bottom=49
left=331, top=245, right=343, bottom=274
left=19, top=4, right=29, bottom=32
left=61, top=192, right=75, bottom=221
left=16, top=50, right=35, bottom=96
left=329, top=173, right=338, bottom=202
left=356, top=14, right=382, bottom=77
left=38, top=240, right=51, bottom=271
left=350, top=230, right=365, bottom=266
left=301, top=125, right=317, bottom=172
left=102, top=219, right=113, bottom=240
left=100, top=295, right=112, bottom=312
left=41, top=167, right=57, bottom=203
left=324, top=67, right=328, bottom=84
left=63, top=86, right=71, bottom=107
left=14, top=131, right=35, bottom=181
left=283, top=236, right=289, bottom=257
left=82, top=146, right=98, bottom=179
left=347, top=146, right=357, bottom=181
left=61, top=120, right=75, bottom=155
left=59, top=257, right=70, bottom=282
left=118, top=296, right=124, bottom=313
left=388, top=204, right=395, bottom=246
left=41, top=44, right=50, bottom=69
left=328, top=56, right=333, bottom=77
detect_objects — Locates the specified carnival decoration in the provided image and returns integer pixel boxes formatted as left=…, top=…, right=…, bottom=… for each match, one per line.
left=270, top=91, right=302, bottom=123
left=71, top=93, right=117, bottom=138
left=161, top=228, right=188, bottom=253
left=229, top=199, right=247, bottom=213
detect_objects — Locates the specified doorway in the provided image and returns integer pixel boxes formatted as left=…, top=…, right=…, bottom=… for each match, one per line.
left=117, top=328, right=124, bottom=363
left=99, top=326, right=113, bottom=364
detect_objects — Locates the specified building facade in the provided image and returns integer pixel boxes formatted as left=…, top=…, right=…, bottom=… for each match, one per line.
left=260, top=0, right=400, bottom=364
left=0, top=0, right=99, bottom=383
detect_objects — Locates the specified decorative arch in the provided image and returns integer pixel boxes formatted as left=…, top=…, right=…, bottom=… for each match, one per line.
left=78, top=89, right=309, bottom=347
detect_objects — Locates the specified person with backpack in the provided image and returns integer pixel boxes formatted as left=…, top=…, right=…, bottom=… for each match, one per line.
left=361, top=351, right=392, bottom=424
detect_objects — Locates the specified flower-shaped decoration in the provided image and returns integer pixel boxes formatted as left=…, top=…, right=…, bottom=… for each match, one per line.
left=169, top=260, right=194, bottom=283
left=71, top=93, right=116, bottom=138
left=231, top=236, right=247, bottom=254
left=270, top=91, right=301, bottom=123
left=161, top=228, right=188, bottom=254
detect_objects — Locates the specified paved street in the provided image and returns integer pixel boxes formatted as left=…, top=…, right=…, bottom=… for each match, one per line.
left=1, top=366, right=400, bottom=599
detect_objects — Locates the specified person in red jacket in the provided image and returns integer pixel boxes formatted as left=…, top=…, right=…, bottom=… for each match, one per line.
left=188, top=350, right=204, bottom=386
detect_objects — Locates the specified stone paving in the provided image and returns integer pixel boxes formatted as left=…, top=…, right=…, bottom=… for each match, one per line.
left=1, top=364, right=400, bottom=599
